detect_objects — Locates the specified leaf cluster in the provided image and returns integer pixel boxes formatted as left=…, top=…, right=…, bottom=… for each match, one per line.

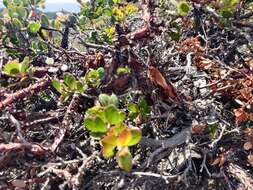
left=83, top=94, right=142, bottom=171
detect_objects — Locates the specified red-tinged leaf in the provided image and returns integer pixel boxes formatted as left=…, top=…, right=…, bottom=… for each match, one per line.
left=148, top=66, right=178, bottom=100
left=117, top=128, right=141, bottom=147
left=117, top=128, right=132, bottom=147
left=109, top=124, right=126, bottom=136
left=113, top=75, right=130, bottom=93
left=239, top=87, right=252, bottom=101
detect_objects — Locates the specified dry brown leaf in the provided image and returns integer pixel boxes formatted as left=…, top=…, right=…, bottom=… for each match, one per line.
left=239, top=87, right=252, bottom=101
left=211, top=157, right=220, bottom=166
left=113, top=75, right=130, bottom=93
left=243, top=141, right=253, bottom=150
left=194, top=56, right=215, bottom=70
left=244, top=128, right=253, bottom=136
left=179, top=37, right=204, bottom=54
left=148, top=66, right=178, bottom=100
left=191, top=124, right=206, bottom=134
left=234, top=108, right=249, bottom=124
left=248, top=155, right=253, bottom=166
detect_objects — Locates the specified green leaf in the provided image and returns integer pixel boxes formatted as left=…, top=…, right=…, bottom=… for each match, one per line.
left=41, top=14, right=49, bottom=27
left=104, top=106, right=125, bottom=125
left=63, top=73, right=76, bottom=91
left=3, top=60, right=20, bottom=76
left=117, top=66, right=130, bottom=75
left=28, top=21, right=41, bottom=34
left=139, top=99, right=151, bottom=116
left=16, top=7, right=27, bottom=18
left=20, top=57, right=29, bottom=75
left=128, top=103, right=139, bottom=113
left=99, top=94, right=111, bottom=106
left=109, top=94, right=119, bottom=107
left=110, top=124, right=126, bottom=136
left=13, top=18, right=22, bottom=29
left=127, top=128, right=142, bottom=146
left=3, top=0, right=8, bottom=7
left=76, top=81, right=85, bottom=93
left=84, top=117, right=107, bottom=133
left=116, top=147, right=132, bottom=171
left=97, top=67, right=105, bottom=78
left=52, top=80, right=62, bottom=93
left=177, top=1, right=190, bottom=16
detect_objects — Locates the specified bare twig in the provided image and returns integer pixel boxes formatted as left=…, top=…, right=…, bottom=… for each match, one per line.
left=6, top=113, right=26, bottom=143
left=51, top=93, right=81, bottom=151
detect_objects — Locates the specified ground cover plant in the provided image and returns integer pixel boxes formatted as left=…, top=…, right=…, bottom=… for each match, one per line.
left=0, top=0, right=253, bottom=189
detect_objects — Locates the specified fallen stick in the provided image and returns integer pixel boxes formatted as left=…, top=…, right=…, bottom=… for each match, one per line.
left=0, top=142, right=48, bottom=155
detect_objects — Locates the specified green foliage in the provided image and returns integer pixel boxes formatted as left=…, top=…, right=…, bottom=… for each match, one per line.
left=0, top=0, right=69, bottom=58
left=28, top=21, right=41, bottom=34
left=177, top=1, right=190, bottom=16
left=78, top=1, right=138, bottom=43
left=218, top=0, right=239, bottom=19
left=208, top=124, right=219, bottom=139
left=83, top=94, right=142, bottom=171
left=128, top=98, right=151, bottom=120
left=116, top=66, right=131, bottom=75
left=85, top=67, right=105, bottom=87
left=99, top=93, right=119, bottom=107
left=3, top=57, right=31, bottom=78
left=52, top=73, right=87, bottom=102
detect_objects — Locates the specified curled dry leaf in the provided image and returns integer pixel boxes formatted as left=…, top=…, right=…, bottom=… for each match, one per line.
left=211, top=153, right=226, bottom=166
left=148, top=66, right=178, bottom=100
left=194, top=56, right=215, bottom=70
left=179, top=37, right=204, bottom=54
left=243, top=141, right=253, bottom=150
left=248, top=155, right=253, bottom=166
left=234, top=108, right=248, bottom=124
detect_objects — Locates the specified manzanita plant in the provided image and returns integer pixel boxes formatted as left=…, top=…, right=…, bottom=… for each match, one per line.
left=83, top=93, right=142, bottom=171
left=3, top=56, right=32, bottom=79
left=52, top=67, right=105, bottom=102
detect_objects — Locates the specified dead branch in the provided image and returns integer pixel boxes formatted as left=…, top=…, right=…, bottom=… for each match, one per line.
left=0, top=76, right=51, bottom=111
left=0, top=142, right=48, bottom=155
left=226, top=163, right=253, bottom=190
